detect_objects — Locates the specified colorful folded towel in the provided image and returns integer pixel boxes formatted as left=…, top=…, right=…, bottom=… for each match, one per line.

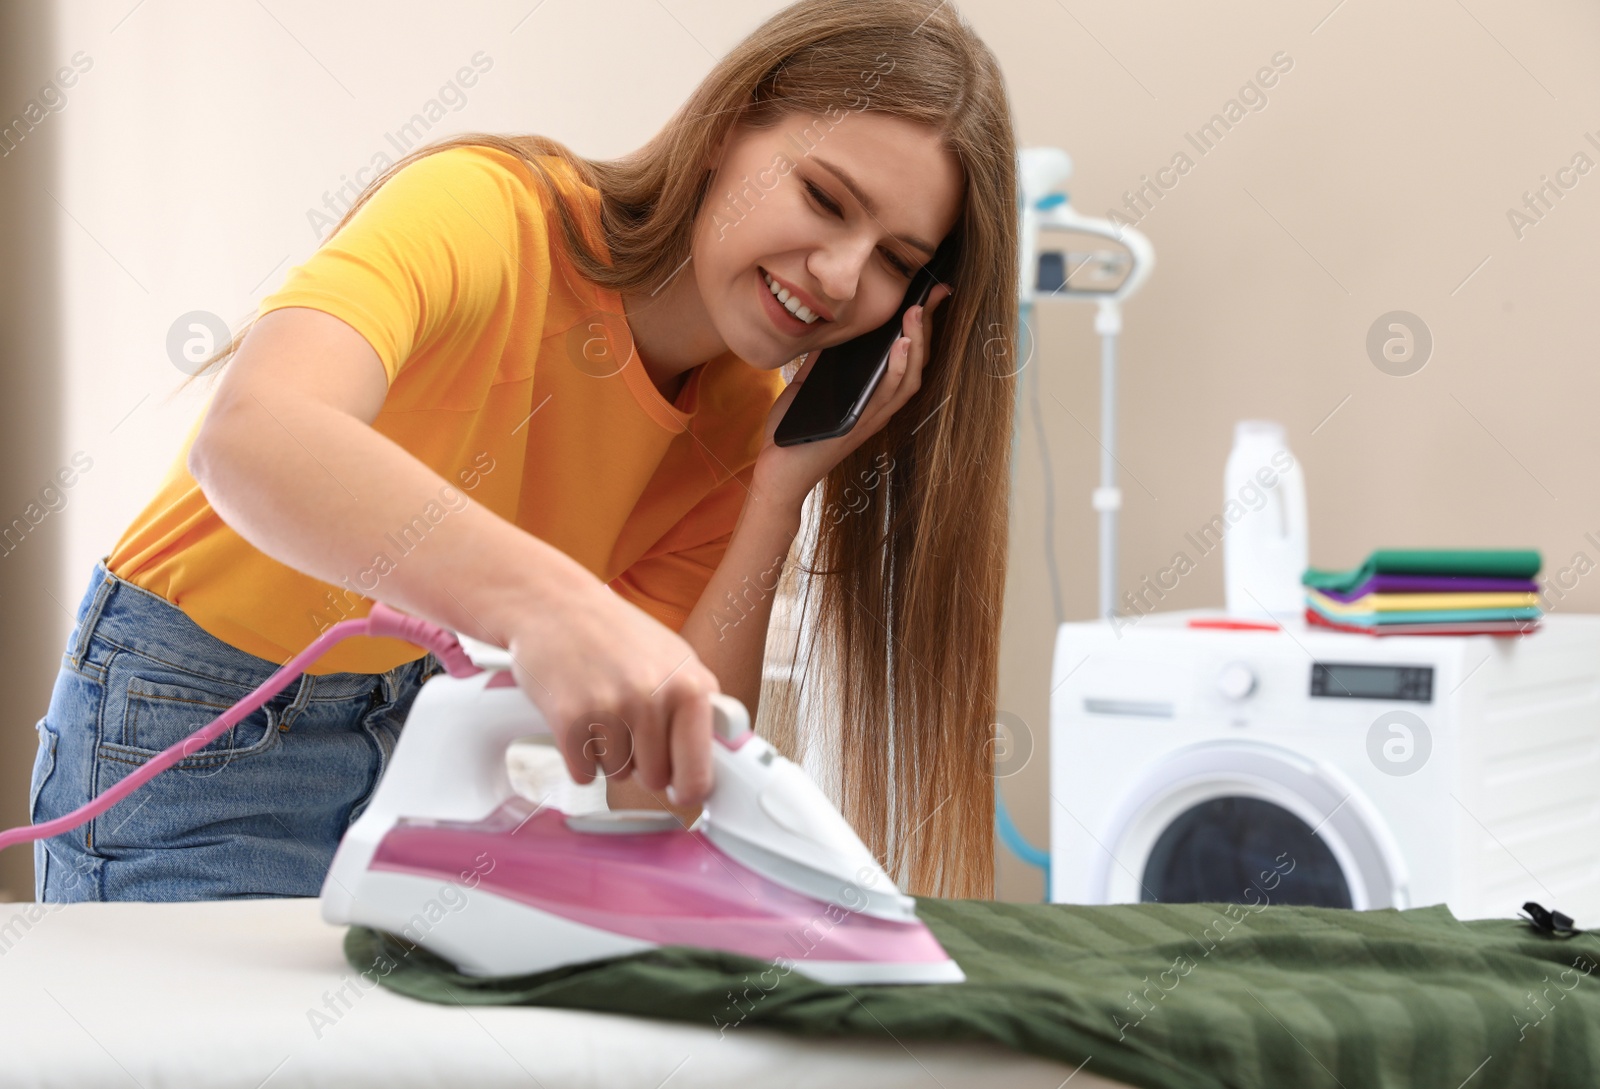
left=1302, top=549, right=1543, bottom=594
left=1306, top=610, right=1542, bottom=637
left=1306, top=589, right=1543, bottom=618
left=1303, top=549, right=1544, bottom=637
left=1316, top=574, right=1540, bottom=602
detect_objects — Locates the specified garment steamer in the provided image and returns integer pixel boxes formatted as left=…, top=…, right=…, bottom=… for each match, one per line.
left=0, top=605, right=964, bottom=985
left=995, top=147, right=1155, bottom=889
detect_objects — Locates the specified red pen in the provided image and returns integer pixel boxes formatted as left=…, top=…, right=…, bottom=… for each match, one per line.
left=1186, top=617, right=1281, bottom=632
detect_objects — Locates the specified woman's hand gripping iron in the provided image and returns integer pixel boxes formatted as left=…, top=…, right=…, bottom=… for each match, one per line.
left=320, top=632, right=966, bottom=985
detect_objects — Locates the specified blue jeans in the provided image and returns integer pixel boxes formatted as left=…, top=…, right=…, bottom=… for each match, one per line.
left=29, top=561, right=443, bottom=902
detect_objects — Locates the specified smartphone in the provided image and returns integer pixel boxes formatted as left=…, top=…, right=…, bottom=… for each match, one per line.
left=773, top=240, right=956, bottom=447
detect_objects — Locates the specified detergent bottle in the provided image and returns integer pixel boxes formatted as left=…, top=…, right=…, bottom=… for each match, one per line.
left=1222, top=419, right=1308, bottom=619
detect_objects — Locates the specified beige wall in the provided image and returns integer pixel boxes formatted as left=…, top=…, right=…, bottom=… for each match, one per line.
left=1, top=0, right=1597, bottom=901
left=993, top=1, right=1600, bottom=900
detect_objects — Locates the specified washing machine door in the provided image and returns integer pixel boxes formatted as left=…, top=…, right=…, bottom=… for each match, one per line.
left=1093, top=742, right=1409, bottom=910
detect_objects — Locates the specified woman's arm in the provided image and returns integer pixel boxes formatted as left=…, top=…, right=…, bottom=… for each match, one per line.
left=190, top=308, right=584, bottom=649
left=190, top=306, right=724, bottom=807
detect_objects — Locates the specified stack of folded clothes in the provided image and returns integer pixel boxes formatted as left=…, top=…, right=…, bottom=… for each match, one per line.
left=1302, top=548, right=1543, bottom=636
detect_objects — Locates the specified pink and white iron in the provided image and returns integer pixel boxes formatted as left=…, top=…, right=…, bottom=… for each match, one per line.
left=322, top=630, right=966, bottom=985
left=0, top=605, right=964, bottom=986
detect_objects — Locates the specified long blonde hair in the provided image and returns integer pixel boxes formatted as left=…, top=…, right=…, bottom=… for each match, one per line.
left=195, top=0, right=1019, bottom=898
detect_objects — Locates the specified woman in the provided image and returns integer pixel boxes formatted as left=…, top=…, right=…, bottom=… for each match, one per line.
left=29, top=0, right=1018, bottom=904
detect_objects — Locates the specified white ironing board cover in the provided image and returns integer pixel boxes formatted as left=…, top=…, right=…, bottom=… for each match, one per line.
left=0, top=899, right=1133, bottom=1088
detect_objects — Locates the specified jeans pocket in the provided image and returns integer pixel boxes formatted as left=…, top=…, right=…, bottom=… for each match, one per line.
left=96, top=673, right=282, bottom=773
left=33, top=664, right=108, bottom=901
left=28, top=718, right=58, bottom=827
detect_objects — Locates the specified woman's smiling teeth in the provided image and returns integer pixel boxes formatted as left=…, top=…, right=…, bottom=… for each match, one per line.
left=763, top=270, right=822, bottom=325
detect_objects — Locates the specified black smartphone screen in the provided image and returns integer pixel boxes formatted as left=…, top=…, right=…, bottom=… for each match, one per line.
left=773, top=240, right=955, bottom=447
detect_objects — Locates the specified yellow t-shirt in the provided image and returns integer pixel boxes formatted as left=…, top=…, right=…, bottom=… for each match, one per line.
left=108, top=144, right=786, bottom=674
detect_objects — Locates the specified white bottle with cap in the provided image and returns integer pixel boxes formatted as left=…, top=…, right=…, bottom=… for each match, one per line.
left=1223, top=420, right=1308, bottom=619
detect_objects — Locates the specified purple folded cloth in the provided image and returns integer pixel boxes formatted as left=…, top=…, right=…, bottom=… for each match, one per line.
left=1315, top=574, right=1541, bottom=604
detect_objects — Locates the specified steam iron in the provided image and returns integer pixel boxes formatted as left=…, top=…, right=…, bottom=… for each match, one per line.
left=321, top=640, right=966, bottom=985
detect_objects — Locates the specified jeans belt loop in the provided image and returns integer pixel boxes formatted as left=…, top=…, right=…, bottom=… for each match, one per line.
left=70, top=563, right=119, bottom=670
left=380, top=663, right=404, bottom=707
left=279, top=672, right=315, bottom=732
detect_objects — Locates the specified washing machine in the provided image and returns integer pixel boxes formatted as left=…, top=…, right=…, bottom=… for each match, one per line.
left=1048, top=608, right=1600, bottom=923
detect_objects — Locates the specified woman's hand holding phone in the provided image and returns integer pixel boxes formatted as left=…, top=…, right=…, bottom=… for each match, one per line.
left=753, top=283, right=952, bottom=508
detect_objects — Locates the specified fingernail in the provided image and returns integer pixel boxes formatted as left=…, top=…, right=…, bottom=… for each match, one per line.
left=913, top=305, right=924, bottom=325
left=666, top=784, right=681, bottom=806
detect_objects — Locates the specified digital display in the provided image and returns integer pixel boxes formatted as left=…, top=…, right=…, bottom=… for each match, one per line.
left=1310, top=662, right=1433, bottom=703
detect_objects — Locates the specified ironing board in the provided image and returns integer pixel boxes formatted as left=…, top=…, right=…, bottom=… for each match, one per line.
left=0, top=898, right=1126, bottom=1089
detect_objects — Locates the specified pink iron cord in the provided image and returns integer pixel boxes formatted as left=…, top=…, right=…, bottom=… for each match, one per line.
left=0, top=604, right=481, bottom=854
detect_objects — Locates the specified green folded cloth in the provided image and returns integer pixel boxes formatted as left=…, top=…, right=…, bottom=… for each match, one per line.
left=1303, top=549, right=1543, bottom=594
left=346, top=898, right=1600, bottom=1089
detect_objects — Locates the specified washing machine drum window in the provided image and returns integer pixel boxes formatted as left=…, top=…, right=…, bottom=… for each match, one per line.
left=1140, top=796, right=1353, bottom=908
